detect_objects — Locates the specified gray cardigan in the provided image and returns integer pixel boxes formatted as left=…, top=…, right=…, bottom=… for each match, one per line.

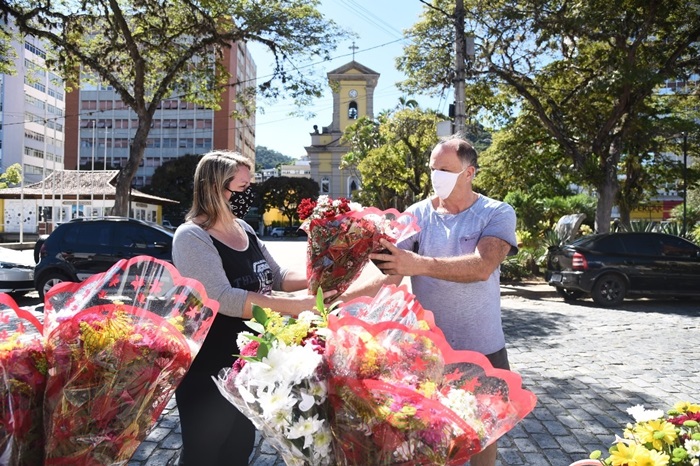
left=172, top=221, right=288, bottom=318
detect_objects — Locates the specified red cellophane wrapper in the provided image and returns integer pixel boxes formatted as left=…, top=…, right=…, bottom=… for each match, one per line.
left=0, top=294, right=46, bottom=466
left=326, top=285, right=537, bottom=465
left=298, top=196, right=420, bottom=301
left=41, top=256, right=218, bottom=466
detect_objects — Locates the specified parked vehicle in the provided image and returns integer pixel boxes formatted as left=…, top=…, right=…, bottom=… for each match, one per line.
left=0, top=246, right=36, bottom=296
left=270, top=226, right=305, bottom=238
left=546, top=232, right=700, bottom=307
left=34, top=217, right=174, bottom=299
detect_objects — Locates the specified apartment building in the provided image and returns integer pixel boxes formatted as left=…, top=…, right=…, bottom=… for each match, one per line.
left=0, top=26, right=66, bottom=184
left=64, top=41, right=257, bottom=188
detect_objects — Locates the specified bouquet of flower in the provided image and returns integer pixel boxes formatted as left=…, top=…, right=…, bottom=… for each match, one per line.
left=41, top=255, right=218, bottom=465
left=588, top=401, right=700, bottom=466
left=326, top=285, right=537, bottom=465
left=213, top=290, right=336, bottom=466
left=297, top=195, right=420, bottom=301
left=0, top=294, right=46, bottom=466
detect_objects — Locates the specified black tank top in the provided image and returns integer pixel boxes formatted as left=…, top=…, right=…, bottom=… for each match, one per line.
left=189, top=231, right=273, bottom=375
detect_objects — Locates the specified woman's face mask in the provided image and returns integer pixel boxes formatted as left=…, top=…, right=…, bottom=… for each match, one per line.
left=430, top=169, right=464, bottom=200
left=228, top=186, right=255, bottom=218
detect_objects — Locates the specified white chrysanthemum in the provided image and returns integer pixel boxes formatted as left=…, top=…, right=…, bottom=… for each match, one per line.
left=305, top=379, right=328, bottom=403
left=244, top=344, right=316, bottom=388
left=626, top=405, right=664, bottom=422
left=282, top=345, right=323, bottom=385
left=685, top=439, right=700, bottom=458
left=257, top=385, right=296, bottom=423
left=311, top=425, right=333, bottom=462
left=348, top=201, right=363, bottom=211
left=394, top=441, right=416, bottom=461
left=297, top=310, right=320, bottom=324
left=287, top=415, right=325, bottom=449
left=441, top=388, right=479, bottom=420
left=236, top=331, right=255, bottom=351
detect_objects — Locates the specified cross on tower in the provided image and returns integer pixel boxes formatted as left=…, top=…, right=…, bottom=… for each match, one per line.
left=349, top=41, right=359, bottom=60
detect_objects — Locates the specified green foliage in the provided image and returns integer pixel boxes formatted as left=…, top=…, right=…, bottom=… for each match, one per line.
left=669, top=203, right=700, bottom=231
left=255, top=146, right=295, bottom=171
left=258, top=176, right=319, bottom=225
left=0, top=24, right=16, bottom=75
left=0, top=164, right=22, bottom=189
left=2, top=0, right=347, bottom=216
left=400, top=0, right=700, bottom=232
left=141, top=154, right=203, bottom=223
left=504, top=190, right=596, bottom=241
left=341, top=107, right=440, bottom=210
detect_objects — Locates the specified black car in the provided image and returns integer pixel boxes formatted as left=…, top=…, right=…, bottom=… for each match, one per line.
left=546, top=232, right=700, bottom=307
left=34, top=217, right=174, bottom=299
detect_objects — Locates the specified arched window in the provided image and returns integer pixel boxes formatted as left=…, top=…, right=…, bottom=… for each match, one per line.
left=321, top=177, right=330, bottom=193
left=348, top=177, right=360, bottom=198
left=348, top=101, right=358, bottom=120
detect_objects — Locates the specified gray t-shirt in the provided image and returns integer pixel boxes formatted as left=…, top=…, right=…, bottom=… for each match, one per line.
left=398, top=195, right=518, bottom=354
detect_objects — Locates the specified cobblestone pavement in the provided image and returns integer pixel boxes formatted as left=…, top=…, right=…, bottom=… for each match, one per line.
left=129, top=283, right=700, bottom=466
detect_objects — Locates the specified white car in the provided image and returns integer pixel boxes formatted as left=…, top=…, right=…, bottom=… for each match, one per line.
left=0, top=246, right=35, bottom=295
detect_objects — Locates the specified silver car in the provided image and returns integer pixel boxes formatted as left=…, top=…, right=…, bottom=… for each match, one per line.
left=0, top=246, right=35, bottom=296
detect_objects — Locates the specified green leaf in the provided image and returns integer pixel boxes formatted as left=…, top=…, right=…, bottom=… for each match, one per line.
left=244, top=320, right=265, bottom=334
left=252, top=304, right=268, bottom=326
left=315, top=286, right=325, bottom=316
left=256, top=342, right=269, bottom=360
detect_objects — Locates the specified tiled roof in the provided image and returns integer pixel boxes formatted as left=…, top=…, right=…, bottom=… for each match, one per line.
left=0, top=170, right=177, bottom=205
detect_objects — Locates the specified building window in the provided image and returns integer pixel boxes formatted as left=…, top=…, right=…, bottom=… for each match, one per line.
left=348, top=101, right=358, bottom=119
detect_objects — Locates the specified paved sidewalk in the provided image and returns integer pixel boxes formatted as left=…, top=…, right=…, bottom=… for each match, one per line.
left=129, top=283, right=699, bottom=466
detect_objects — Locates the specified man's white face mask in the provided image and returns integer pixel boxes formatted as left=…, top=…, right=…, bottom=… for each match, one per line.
left=431, top=169, right=464, bottom=199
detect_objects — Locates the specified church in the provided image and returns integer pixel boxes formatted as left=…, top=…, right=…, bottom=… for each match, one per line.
left=305, top=60, right=380, bottom=200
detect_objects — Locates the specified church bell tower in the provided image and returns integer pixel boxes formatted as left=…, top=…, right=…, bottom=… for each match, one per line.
left=305, top=60, right=380, bottom=199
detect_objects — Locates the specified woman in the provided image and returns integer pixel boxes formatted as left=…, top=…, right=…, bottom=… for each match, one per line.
left=172, top=150, right=321, bottom=465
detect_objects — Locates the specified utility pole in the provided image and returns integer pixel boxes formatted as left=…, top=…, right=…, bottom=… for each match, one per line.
left=453, top=0, right=466, bottom=135
left=682, top=131, right=688, bottom=236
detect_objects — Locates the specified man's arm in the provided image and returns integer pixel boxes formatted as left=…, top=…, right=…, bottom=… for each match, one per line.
left=371, top=236, right=512, bottom=283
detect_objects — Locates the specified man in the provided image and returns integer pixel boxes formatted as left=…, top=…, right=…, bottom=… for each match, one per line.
left=363, top=134, right=518, bottom=466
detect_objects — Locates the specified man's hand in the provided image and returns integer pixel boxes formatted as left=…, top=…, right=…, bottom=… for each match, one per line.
left=369, top=239, right=420, bottom=276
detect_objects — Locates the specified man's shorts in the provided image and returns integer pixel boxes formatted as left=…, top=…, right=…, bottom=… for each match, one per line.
left=485, top=346, right=510, bottom=370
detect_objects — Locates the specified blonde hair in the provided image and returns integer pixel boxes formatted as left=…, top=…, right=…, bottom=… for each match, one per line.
left=187, top=150, right=254, bottom=230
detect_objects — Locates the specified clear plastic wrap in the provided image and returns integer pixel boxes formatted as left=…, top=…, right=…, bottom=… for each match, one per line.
left=41, top=256, right=218, bottom=466
left=0, top=294, right=46, bottom=466
left=327, top=285, right=537, bottom=465
left=213, top=306, right=334, bottom=466
left=298, top=196, right=420, bottom=301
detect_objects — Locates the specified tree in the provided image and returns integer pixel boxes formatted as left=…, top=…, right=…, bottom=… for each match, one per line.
left=399, top=0, right=700, bottom=232
left=141, top=154, right=203, bottom=223
left=0, top=163, right=22, bottom=189
left=1, top=0, right=346, bottom=216
left=341, top=108, right=441, bottom=210
left=258, top=176, right=319, bottom=225
left=255, top=146, right=295, bottom=170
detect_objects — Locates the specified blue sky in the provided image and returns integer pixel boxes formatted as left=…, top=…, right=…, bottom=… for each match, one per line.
left=248, top=0, right=450, bottom=158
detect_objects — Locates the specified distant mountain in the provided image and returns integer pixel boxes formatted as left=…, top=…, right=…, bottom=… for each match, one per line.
left=255, top=146, right=295, bottom=169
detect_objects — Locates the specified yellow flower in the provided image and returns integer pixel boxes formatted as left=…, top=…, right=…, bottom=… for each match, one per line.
left=418, top=381, right=437, bottom=398
left=634, top=420, right=677, bottom=450
left=633, top=448, right=670, bottom=466
left=674, top=401, right=700, bottom=414
left=609, top=441, right=640, bottom=466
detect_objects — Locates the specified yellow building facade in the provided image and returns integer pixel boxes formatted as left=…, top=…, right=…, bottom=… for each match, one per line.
left=306, top=61, right=380, bottom=199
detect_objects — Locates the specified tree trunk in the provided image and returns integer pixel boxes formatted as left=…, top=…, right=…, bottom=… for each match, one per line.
left=595, top=162, right=620, bottom=234
left=113, top=114, right=153, bottom=216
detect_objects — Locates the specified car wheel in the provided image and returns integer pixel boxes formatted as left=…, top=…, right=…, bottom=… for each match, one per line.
left=591, top=274, right=626, bottom=307
left=38, top=271, right=73, bottom=300
left=33, top=240, right=44, bottom=264
left=556, top=287, right=585, bottom=301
